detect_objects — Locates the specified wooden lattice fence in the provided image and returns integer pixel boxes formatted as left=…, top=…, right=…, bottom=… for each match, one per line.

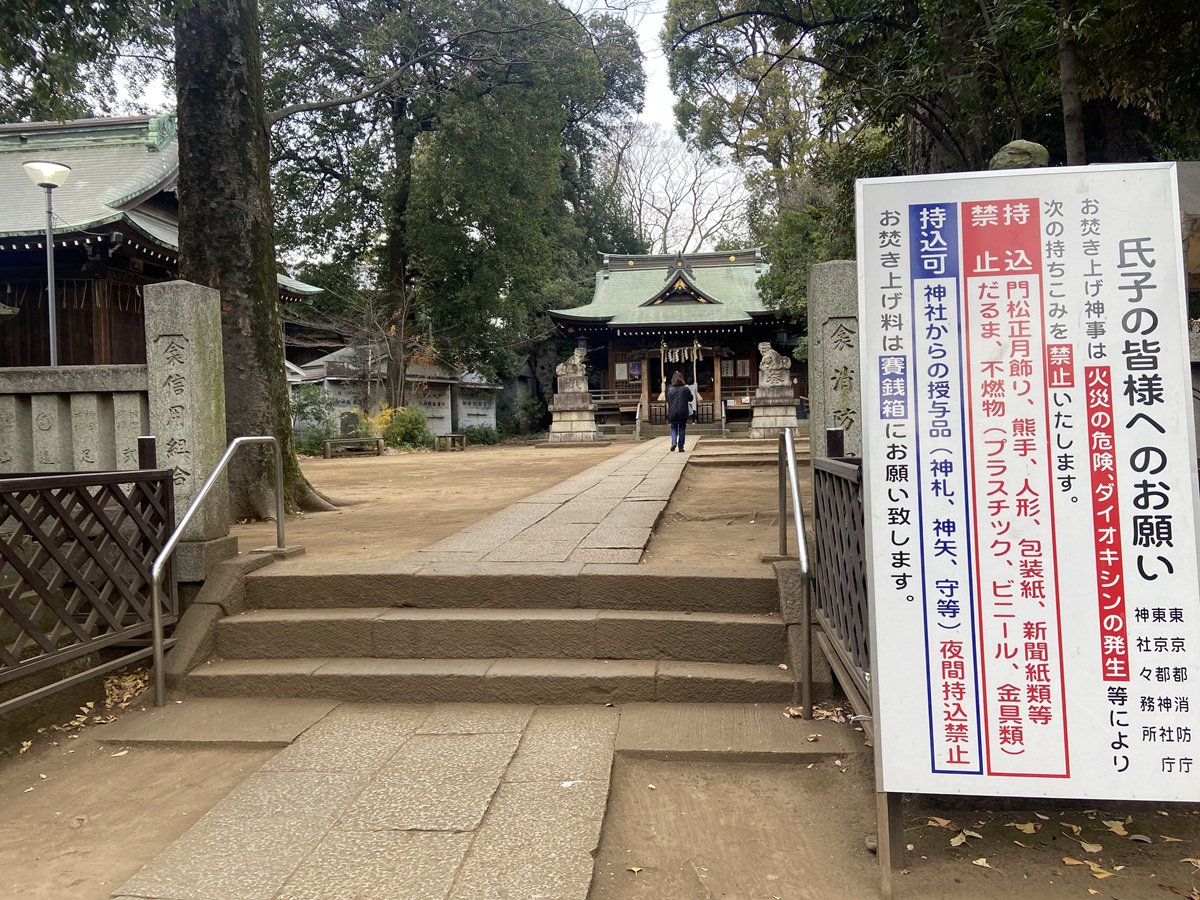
left=810, top=456, right=871, bottom=717
left=0, top=469, right=176, bottom=714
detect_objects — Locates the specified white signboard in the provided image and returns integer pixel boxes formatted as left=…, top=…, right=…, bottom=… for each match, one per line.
left=858, top=164, right=1200, bottom=800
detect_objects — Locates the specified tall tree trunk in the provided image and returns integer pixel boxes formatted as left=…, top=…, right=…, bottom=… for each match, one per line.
left=1059, top=0, right=1086, bottom=165
left=385, top=96, right=420, bottom=410
left=175, top=0, right=330, bottom=516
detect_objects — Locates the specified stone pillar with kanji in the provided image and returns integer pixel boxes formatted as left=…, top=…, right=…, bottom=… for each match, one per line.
left=143, top=281, right=235, bottom=580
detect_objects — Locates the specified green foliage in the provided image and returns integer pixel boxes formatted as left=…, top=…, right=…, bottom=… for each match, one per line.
left=384, top=406, right=434, bottom=449
left=265, top=0, right=646, bottom=385
left=0, top=0, right=172, bottom=120
left=291, top=384, right=339, bottom=456
left=460, top=425, right=500, bottom=445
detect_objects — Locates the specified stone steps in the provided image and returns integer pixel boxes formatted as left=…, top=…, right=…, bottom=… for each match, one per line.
left=244, top=566, right=779, bottom=614
left=216, top=607, right=785, bottom=665
left=188, top=545, right=791, bottom=705
left=186, top=657, right=794, bottom=705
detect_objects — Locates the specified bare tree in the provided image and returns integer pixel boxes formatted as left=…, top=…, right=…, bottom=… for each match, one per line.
left=601, top=121, right=749, bottom=253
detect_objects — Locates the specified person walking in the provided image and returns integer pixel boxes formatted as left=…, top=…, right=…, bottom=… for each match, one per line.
left=666, top=371, right=690, bottom=452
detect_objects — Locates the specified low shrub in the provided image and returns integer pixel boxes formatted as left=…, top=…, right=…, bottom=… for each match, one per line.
left=461, top=425, right=500, bottom=445
left=384, top=406, right=434, bottom=449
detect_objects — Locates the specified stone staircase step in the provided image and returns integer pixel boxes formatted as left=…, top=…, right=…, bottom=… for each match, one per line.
left=245, top=565, right=778, bottom=614
left=185, top=657, right=794, bottom=705
left=216, top=607, right=785, bottom=665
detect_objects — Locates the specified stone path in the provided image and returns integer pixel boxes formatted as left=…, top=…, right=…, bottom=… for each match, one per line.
left=409, top=437, right=691, bottom=565
left=106, top=699, right=860, bottom=900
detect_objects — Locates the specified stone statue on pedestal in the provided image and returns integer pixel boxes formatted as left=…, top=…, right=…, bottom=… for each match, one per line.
left=757, top=341, right=792, bottom=388
left=556, top=347, right=587, bottom=378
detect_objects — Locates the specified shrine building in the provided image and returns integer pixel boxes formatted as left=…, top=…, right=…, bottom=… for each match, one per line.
left=548, top=249, right=804, bottom=428
left=0, top=115, right=320, bottom=368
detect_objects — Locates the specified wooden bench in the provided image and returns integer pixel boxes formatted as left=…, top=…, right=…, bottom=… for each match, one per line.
left=434, top=433, right=466, bottom=451
left=322, top=437, right=385, bottom=458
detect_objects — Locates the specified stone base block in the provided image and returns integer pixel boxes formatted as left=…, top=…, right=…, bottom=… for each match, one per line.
left=548, top=407, right=600, bottom=443
left=754, top=385, right=796, bottom=403
left=749, top=404, right=799, bottom=439
left=556, top=374, right=588, bottom=394
left=548, top=392, right=596, bottom=412
left=175, top=534, right=239, bottom=582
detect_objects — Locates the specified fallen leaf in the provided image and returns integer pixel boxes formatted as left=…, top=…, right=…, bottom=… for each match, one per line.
left=110, top=749, right=128, bottom=758
left=18, top=741, right=31, bottom=754
left=1182, top=858, right=1200, bottom=869
left=23, top=787, right=33, bottom=793
left=1006, top=822, right=1037, bottom=834
left=926, top=816, right=953, bottom=829
left=1062, top=822, right=1082, bottom=836
left=1063, top=857, right=1085, bottom=866
left=777, top=663, right=788, bottom=670
left=647, top=784, right=656, bottom=790
left=1162, top=836, right=1187, bottom=843
left=1103, top=819, right=1129, bottom=836
left=950, top=832, right=968, bottom=847
left=1157, top=886, right=1200, bottom=900
left=38, top=773, right=46, bottom=780
left=1130, top=834, right=1153, bottom=843
left=1080, top=841, right=1103, bottom=853
left=1035, top=813, right=1050, bottom=820
left=1014, top=840, right=1029, bottom=848
left=806, top=734, right=821, bottom=742
left=972, top=857, right=994, bottom=870
left=783, top=707, right=804, bottom=718
left=1159, top=811, right=1171, bottom=817
left=963, top=829, right=983, bottom=839
left=625, top=866, right=642, bottom=875
left=1088, top=890, right=1100, bottom=895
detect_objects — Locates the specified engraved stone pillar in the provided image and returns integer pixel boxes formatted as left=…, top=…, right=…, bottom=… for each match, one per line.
left=144, top=282, right=233, bottom=579
left=807, top=261, right=862, bottom=458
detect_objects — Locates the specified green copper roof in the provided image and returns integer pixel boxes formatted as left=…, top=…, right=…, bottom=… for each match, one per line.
left=551, top=249, right=769, bottom=328
left=0, top=115, right=322, bottom=297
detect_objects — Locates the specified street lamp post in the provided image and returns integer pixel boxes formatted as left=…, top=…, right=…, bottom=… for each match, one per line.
left=23, top=160, right=72, bottom=367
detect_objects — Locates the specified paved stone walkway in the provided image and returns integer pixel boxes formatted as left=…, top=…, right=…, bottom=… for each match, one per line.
left=409, top=436, right=690, bottom=565
left=106, top=699, right=859, bottom=900
left=112, top=702, right=617, bottom=900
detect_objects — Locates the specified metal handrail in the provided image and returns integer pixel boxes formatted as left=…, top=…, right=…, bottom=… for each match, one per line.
left=635, top=401, right=642, bottom=440
left=777, top=428, right=814, bottom=719
left=148, top=436, right=285, bottom=706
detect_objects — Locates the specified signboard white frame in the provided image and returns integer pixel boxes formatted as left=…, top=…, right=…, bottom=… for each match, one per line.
left=858, top=163, right=1200, bottom=801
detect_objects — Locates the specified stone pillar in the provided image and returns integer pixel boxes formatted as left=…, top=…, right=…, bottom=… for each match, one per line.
left=547, top=371, right=601, bottom=443
left=807, top=261, right=862, bottom=459
left=143, top=281, right=235, bottom=580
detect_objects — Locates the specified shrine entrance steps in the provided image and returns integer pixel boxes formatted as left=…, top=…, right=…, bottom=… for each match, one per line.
left=185, top=566, right=793, bottom=704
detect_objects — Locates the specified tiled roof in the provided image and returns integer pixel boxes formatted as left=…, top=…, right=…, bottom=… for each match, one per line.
left=0, top=115, right=321, bottom=297
left=550, top=249, right=769, bottom=328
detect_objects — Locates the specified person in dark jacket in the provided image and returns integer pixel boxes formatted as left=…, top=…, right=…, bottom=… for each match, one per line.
left=666, top=371, right=690, bottom=452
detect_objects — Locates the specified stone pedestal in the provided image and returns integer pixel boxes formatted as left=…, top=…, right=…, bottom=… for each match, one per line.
left=749, top=385, right=799, bottom=439
left=547, top=374, right=600, bottom=443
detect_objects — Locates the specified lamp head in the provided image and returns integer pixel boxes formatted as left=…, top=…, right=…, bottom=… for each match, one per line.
left=23, top=160, right=71, bottom=189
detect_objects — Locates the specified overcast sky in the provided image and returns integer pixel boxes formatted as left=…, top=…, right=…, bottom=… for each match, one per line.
left=632, top=4, right=676, bottom=131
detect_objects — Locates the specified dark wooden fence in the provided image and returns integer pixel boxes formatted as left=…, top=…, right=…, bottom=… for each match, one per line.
left=810, top=457, right=871, bottom=722
left=810, top=456, right=1200, bottom=733
left=0, top=468, right=176, bottom=715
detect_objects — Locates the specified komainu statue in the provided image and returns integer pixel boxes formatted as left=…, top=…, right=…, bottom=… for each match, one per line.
left=556, top=347, right=588, bottom=377
left=757, top=341, right=791, bottom=387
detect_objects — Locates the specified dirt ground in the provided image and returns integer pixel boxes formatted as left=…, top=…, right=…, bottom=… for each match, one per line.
left=2, top=440, right=1198, bottom=899
left=229, top=439, right=795, bottom=574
